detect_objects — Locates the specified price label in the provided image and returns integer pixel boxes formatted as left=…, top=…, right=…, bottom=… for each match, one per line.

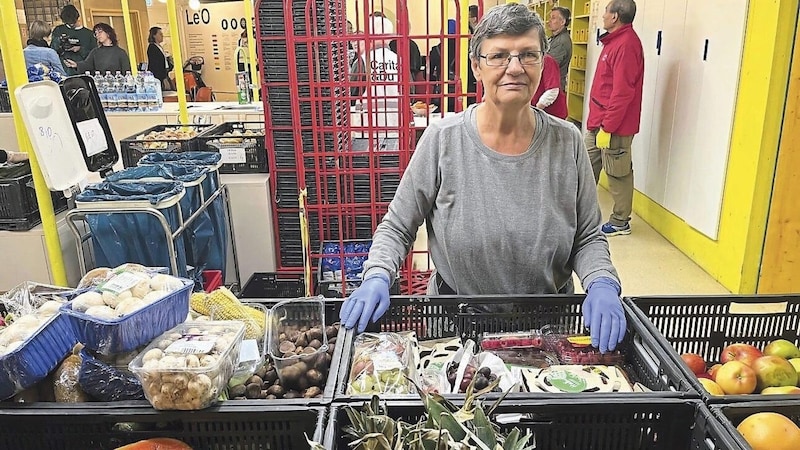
left=76, top=118, right=108, bottom=157
left=166, top=338, right=215, bottom=355
left=372, top=351, right=402, bottom=372
left=99, top=271, right=143, bottom=295
left=219, top=147, right=246, bottom=164
left=547, top=370, right=587, bottom=393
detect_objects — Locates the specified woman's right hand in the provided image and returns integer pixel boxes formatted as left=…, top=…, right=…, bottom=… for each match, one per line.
left=64, top=59, right=77, bottom=68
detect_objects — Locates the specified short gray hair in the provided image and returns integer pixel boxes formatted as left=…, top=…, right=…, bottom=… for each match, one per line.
left=608, top=0, right=637, bottom=24
left=470, top=3, right=548, bottom=61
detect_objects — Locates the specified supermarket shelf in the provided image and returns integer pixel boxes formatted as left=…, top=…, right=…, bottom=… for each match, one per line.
left=569, top=91, right=585, bottom=98
left=572, top=67, right=586, bottom=72
left=576, top=14, right=590, bottom=19
left=575, top=41, right=588, bottom=45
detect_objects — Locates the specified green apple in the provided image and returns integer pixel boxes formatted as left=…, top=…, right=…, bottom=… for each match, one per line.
left=789, top=358, right=800, bottom=386
left=761, top=386, right=800, bottom=394
left=763, top=339, right=800, bottom=359
left=752, top=355, right=799, bottom=391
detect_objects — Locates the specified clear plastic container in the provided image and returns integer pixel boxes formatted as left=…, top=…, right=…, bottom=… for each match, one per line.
left=128, top=320, right=245, bottom=410
left=550, top=335, right=625, bottom=365
left=267, top=298, right=331, bottom=394
left=480, top=330, right=544, bottom=350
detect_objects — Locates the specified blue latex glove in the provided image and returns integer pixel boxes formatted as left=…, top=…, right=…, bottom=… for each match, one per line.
left=583, top=277, right=626, bottom=353
left=340, top=273, right=391, bottom=333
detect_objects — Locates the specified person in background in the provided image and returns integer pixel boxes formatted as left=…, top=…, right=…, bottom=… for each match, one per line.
left=547, top=6, right=572, bottom=91
left=24, top=20, right=65, bottom=75
left=532, top=53, right=567, bottom=119
left=469, top=5, right=479, bottom=33
left=64, top=23, right=131, bottom=74
left=585, top=0, right=644, bottom=236
left=0, top=149, right=28, bottom=165
left=427, top=19, right=457, bottom=111
left=340, top=4, right=625, bottom=356
left=50, top=5, right=95, bottom=76
left=388, top=31, right=423, bottom=95
left=357, top=16, right=400, bottom=101
left=147, top=27, right=172, bottom=88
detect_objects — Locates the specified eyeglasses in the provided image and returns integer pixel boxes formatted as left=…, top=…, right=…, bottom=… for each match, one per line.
left=479, top=51, right=544, bottom=67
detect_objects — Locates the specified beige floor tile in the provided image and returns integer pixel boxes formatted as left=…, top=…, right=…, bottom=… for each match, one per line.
left=595, top=188, right=729, bottom=297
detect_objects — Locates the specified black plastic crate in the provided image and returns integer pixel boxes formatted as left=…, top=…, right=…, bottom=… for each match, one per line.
left=241, top=272, right=306, bottom=298
left=334, top=295, right=699, bottom=402
left=0, top=87, right=11, bottom=112
left=0, top=162, right=68, bottom=231
left=120, top=124, right=214, bottom=168
left=710, top=401, right=800, bottom=450
left=625, top=295, right=800, bottom=403
left=325, top=399, right=737, bottom=450
left=196, top=122, right=268, bottom=174
left=0, top=403, right=326, bottom=450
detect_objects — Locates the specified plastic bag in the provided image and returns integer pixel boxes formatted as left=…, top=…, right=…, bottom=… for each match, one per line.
left=78, top=348, right=145, bottom=401
left=347, top=332, right=416, bottom=395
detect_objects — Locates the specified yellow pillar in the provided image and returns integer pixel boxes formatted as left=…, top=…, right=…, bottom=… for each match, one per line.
left=121, top=0, right=138, bottom=76
left=243, top=0, right=260, bottom=102
left=166, top=0, right=189, bottom=124
left=0, top=1, right=67, bottom=285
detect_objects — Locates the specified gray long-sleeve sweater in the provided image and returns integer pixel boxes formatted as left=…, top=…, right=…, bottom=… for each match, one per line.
left=363, top=104, right=619, bottom=295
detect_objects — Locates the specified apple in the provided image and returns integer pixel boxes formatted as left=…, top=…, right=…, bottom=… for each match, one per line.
left=715, top=361, right=757, bottom=395
left=708, top=363, right=723, bottom=381
left=789, top=358, right=800, bottom=385
left=763, top=339, right=800, bottom=359
left=721, top=343, right=763, bottom=367
left=698, top=378, right=725, bottom=396
left=681, top=353, right=706, bottom=375
left=737, top=412, right=800, bottom=450
left=751, top=355, right=799, bottom=391
left=697, top=372, right=712, bottom=380
left=760, top=386, right=800, bottom=395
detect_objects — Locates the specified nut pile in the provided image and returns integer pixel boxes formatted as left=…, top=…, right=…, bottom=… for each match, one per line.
left=230, top=323, right=339, bottom=400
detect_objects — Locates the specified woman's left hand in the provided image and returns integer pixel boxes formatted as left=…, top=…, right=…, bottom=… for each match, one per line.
left=583, top=277, right=626, bottom=353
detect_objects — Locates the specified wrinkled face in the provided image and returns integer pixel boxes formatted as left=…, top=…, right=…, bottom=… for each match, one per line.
left=471, top=29, right=543, bottom=109
left=602, top=2, right=618, bottom=31
left=548, top=10, right=565, bottom=33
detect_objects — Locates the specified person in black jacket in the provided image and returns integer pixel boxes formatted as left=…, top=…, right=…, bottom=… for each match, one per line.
left=147, top=27, right=171, bottom=87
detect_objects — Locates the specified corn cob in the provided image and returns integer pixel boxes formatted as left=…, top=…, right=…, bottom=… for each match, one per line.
left=190, top=287, right=266, bottom=340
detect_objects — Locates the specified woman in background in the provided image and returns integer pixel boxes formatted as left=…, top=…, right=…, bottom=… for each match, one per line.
left=147, top=27, right=171, bottom=88
left=64, top=23, right=130, bottom=74
left=23, top=20, right=66, bottom=74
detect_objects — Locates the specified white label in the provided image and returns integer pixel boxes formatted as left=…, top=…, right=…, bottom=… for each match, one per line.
left=76, top=118, right=108, bottom=157
left=166, top=338, right=215, bottom=355
left=371, top=351, right=402, bottom=372
left=99, top=272, right=142, bottom=295
left=219, top=147, right=246, bottom=164
left=237, top=339, right=261, bottom=364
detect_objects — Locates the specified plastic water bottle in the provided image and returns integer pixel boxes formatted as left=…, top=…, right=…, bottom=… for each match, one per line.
left=93, top=71, right=105, bottom=109
left=144, top=71, right=161, bottom=111
left=113, top=71, right=124, bottom=111
left=135, top=72, right=146, bottom=111
left=124, top=71, right=137, bottom=112
left=102, top=71, right=114, bottom=110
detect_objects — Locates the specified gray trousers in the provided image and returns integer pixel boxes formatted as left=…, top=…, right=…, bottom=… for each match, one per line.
left=584, top=129, right=635, bottom=226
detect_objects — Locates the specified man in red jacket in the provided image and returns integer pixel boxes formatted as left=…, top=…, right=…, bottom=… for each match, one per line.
left=585, top=0, right=643, bottom=236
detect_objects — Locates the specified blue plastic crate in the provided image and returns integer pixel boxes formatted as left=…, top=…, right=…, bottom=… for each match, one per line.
left=0, top=312, right=77, bottom=400
left=59, top=278, right=193, bottom=355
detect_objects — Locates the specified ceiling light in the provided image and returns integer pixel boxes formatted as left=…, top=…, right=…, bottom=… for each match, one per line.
left=188, top=0, right=200, bottom=9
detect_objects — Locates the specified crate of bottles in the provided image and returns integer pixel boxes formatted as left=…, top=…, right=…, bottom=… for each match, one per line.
left=91, top=70, right=163, bottom=113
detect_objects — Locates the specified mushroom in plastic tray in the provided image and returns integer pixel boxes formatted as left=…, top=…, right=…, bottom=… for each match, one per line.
left=128, top=320, right=245, bottom=410
left=0, top=282, right=77, bottom=400
left=60, top=267, right=192, bottom=354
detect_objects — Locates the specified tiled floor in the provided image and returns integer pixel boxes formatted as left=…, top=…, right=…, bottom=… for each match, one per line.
left=590, top=188, right=729, bottom=296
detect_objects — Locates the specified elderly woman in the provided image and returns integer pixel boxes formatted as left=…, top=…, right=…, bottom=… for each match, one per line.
left=64, top=23, right=130, bottom=74
left=24, top=20, right=66, bottom=74
left=340, top=3, right=625, bottom=354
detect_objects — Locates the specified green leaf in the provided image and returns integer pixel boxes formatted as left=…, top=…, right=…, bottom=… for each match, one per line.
left=473, top=404, right=497, bottom=448
left=436, top=410, right=468, bottom=442
left=304, top=432, right=326, bottom=450
left=503, top=428, right=521, bottom=450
